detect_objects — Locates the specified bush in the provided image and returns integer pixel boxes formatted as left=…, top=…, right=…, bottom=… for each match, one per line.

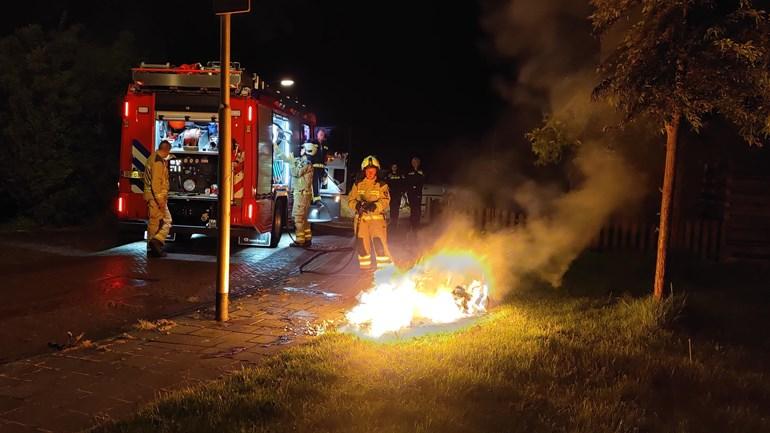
left=0, top=24, right=135, bottom=226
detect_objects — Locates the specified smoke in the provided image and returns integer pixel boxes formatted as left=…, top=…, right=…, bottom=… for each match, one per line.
left=426, top=143, right=643, bottom=299
left=421, top=0, right=652, bottom=297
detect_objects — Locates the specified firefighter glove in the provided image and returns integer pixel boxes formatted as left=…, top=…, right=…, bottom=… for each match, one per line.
left=363, top=201, right=377, bottom=212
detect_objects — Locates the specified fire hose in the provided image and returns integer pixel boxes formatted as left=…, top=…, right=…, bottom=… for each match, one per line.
left=291, top=209, right=362, bottom=275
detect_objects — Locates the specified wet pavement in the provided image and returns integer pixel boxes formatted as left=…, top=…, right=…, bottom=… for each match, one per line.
left=0, top=222, right=428, bottom=432
left=0, top=223, right=380, bottom=432
left=0, top=254, right=370, bottom=433
left=0, top=226, right=352, bottom=364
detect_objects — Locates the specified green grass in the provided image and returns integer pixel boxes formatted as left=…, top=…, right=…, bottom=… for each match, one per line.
left=99, top=254, right=770, bottom=433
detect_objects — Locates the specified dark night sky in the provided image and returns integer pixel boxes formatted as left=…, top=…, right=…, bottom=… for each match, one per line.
left=6, top=0, right=504, bottom=176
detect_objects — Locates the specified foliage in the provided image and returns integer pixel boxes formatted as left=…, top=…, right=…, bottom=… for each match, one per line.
left=526, top=116, right=582, bottom=165
left=0, top=24, right=135, bottom=225
left=591, top=0, right=770, bottom=142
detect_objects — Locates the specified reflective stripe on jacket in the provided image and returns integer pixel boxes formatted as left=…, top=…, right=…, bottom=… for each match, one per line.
left=348, top=178, right=390, bottom=216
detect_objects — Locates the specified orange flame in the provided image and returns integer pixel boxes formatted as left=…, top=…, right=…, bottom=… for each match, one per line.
left=344, top=251, right=490, bottom=338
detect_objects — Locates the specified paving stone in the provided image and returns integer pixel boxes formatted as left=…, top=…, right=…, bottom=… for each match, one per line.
left=212, top=324, right=264, bottom=335
left=41, top=356, right=103, bottom=377
left=188, top=327, right=233, bottom=339
left=0, top=417, right=39, bottom=433
left=0, top=375, right=30, bottom=389
left=252, top=327, right=290, bottom=337
left=0, top=395, right=25, bottom=415
left=1, top=401, right=93, bottom=433
left=257, top=319, right=292, bottom=329
left=101, top=340, right=146, bottom=356
left=0, top=370, right=73, bottom=400
left=247, top=335, right=280, bottom=345
left=204, top=333, right=260, bottom=348
left=0, top=362, right=41, bottom=380
left=145, top=332, right=221, bottom=347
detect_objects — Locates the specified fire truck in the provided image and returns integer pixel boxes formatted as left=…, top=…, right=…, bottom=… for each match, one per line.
left=115, top=61, right=336, bottom=247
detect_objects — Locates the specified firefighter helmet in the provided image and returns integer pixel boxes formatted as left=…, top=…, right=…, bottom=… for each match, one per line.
left=361, top=155, right=381, bottom=170
left=302, top=142, right=318, bottom=156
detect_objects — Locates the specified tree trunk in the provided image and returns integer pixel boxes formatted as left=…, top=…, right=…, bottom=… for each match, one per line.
left=653, top=113, right=681, bottom=300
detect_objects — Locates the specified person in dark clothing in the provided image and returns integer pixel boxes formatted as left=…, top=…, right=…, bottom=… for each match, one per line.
left=385, top=163, right=406, bottom=228
left=308, top=128, right=329, bottom=203
left=406, top=156, right=425, bottom=229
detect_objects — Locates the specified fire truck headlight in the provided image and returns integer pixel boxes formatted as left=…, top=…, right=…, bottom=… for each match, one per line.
left=334, top=195, right=341, bottom=203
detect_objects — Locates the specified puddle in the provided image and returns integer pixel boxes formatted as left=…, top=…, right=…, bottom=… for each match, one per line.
left=98, top=275, right=156, bottom=291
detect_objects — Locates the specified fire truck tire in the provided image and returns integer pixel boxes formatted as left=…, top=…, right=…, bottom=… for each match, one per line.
left=174, top=233, right=192, bottom=242
left=118, top=229, right=144, bottom=245
left=269, top=198, right=287, bottom=248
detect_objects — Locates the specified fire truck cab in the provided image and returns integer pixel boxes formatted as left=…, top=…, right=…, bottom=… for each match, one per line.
left=115, top=61, right=324, bottom=247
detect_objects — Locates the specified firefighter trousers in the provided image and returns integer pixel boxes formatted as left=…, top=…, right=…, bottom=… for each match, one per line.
left=355, top=216, right=392, bottom=270
left=293, top=190, right=312, bottom=244
left=147, top=199, right=172, bottom=245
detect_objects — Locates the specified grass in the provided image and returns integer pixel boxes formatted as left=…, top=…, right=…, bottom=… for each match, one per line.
left=98, top=253, right=770, bottom=433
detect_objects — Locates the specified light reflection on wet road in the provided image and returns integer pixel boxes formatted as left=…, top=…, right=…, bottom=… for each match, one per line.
left=0, top=233, right=311, bottom=363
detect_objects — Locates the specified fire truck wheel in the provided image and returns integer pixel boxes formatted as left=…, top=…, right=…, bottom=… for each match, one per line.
left=118, top=230, right=144, bottom=245
left=174, top=233, right=192, bottom=242
left=269, top=199, right=286, bottom=248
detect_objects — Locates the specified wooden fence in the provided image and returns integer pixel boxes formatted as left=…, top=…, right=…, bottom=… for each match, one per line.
left=446, top=207, right=722, bottom=261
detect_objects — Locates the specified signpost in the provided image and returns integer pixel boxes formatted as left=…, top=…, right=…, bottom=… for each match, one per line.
left=214, top=0, right=250, bottom=14
left=214, top=0, right=250, bottom=322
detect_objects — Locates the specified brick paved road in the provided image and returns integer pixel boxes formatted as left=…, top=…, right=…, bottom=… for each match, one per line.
left=0, top=230, right=371, bottom=432
left=0, top=225, right=359, bottom=363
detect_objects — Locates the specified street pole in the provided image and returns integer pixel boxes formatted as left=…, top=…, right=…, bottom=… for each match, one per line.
left=216, top=12, right=232, bottom=321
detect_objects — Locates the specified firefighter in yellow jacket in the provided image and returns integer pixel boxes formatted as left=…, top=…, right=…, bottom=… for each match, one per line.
left=275, top=142, right=315, bottom=247
left=144, top=140, right=172, bottom=257
left=348, top=156, right=393, bottom=270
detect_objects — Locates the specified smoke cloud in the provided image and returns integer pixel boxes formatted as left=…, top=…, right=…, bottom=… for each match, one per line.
left=426, top=143, right=643, bottom=299
left=420, top=0, right=653, bottom=298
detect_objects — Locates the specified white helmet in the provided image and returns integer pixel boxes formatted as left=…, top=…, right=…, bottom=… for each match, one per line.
left=302, top=142, right=319, bottom=156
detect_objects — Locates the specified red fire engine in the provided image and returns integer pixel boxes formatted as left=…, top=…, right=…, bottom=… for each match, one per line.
left=115, top=61, right=319, bottom=247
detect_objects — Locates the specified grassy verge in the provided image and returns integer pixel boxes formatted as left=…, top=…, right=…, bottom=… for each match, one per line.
left=99, top=255, right=770, bottom=433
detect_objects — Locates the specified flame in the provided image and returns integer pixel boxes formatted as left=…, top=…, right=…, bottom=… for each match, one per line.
left=344, top=251, right=490, bottom=338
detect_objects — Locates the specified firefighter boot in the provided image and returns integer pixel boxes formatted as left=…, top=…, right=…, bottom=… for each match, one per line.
left=148, top=239, right=166, bottom=257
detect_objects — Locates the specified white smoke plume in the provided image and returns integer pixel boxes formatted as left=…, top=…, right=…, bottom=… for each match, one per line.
left=423, top=0, right=651, bottom=297
left=429, top=144, right=644, bottom=300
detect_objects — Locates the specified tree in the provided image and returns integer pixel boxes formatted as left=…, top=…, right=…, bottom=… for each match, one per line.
left=590, top=0, right=770, bottom=299
left=0, top=24, right=134, bottom=225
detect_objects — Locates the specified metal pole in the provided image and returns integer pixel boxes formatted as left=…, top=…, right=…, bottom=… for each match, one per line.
left=216, top=13, right=232, bottom=321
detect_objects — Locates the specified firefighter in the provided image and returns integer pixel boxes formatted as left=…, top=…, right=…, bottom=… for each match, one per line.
left=275, top=142, right=314, bottom=247
left=385, top=162, right=406, bottom=228
left=308, top=128, right=329, bottom=203
left=406, top=156, right=425, bottom=230
left=348, top=156, right=393, bottom=270
left=144, top=140, right=173, bottom=257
